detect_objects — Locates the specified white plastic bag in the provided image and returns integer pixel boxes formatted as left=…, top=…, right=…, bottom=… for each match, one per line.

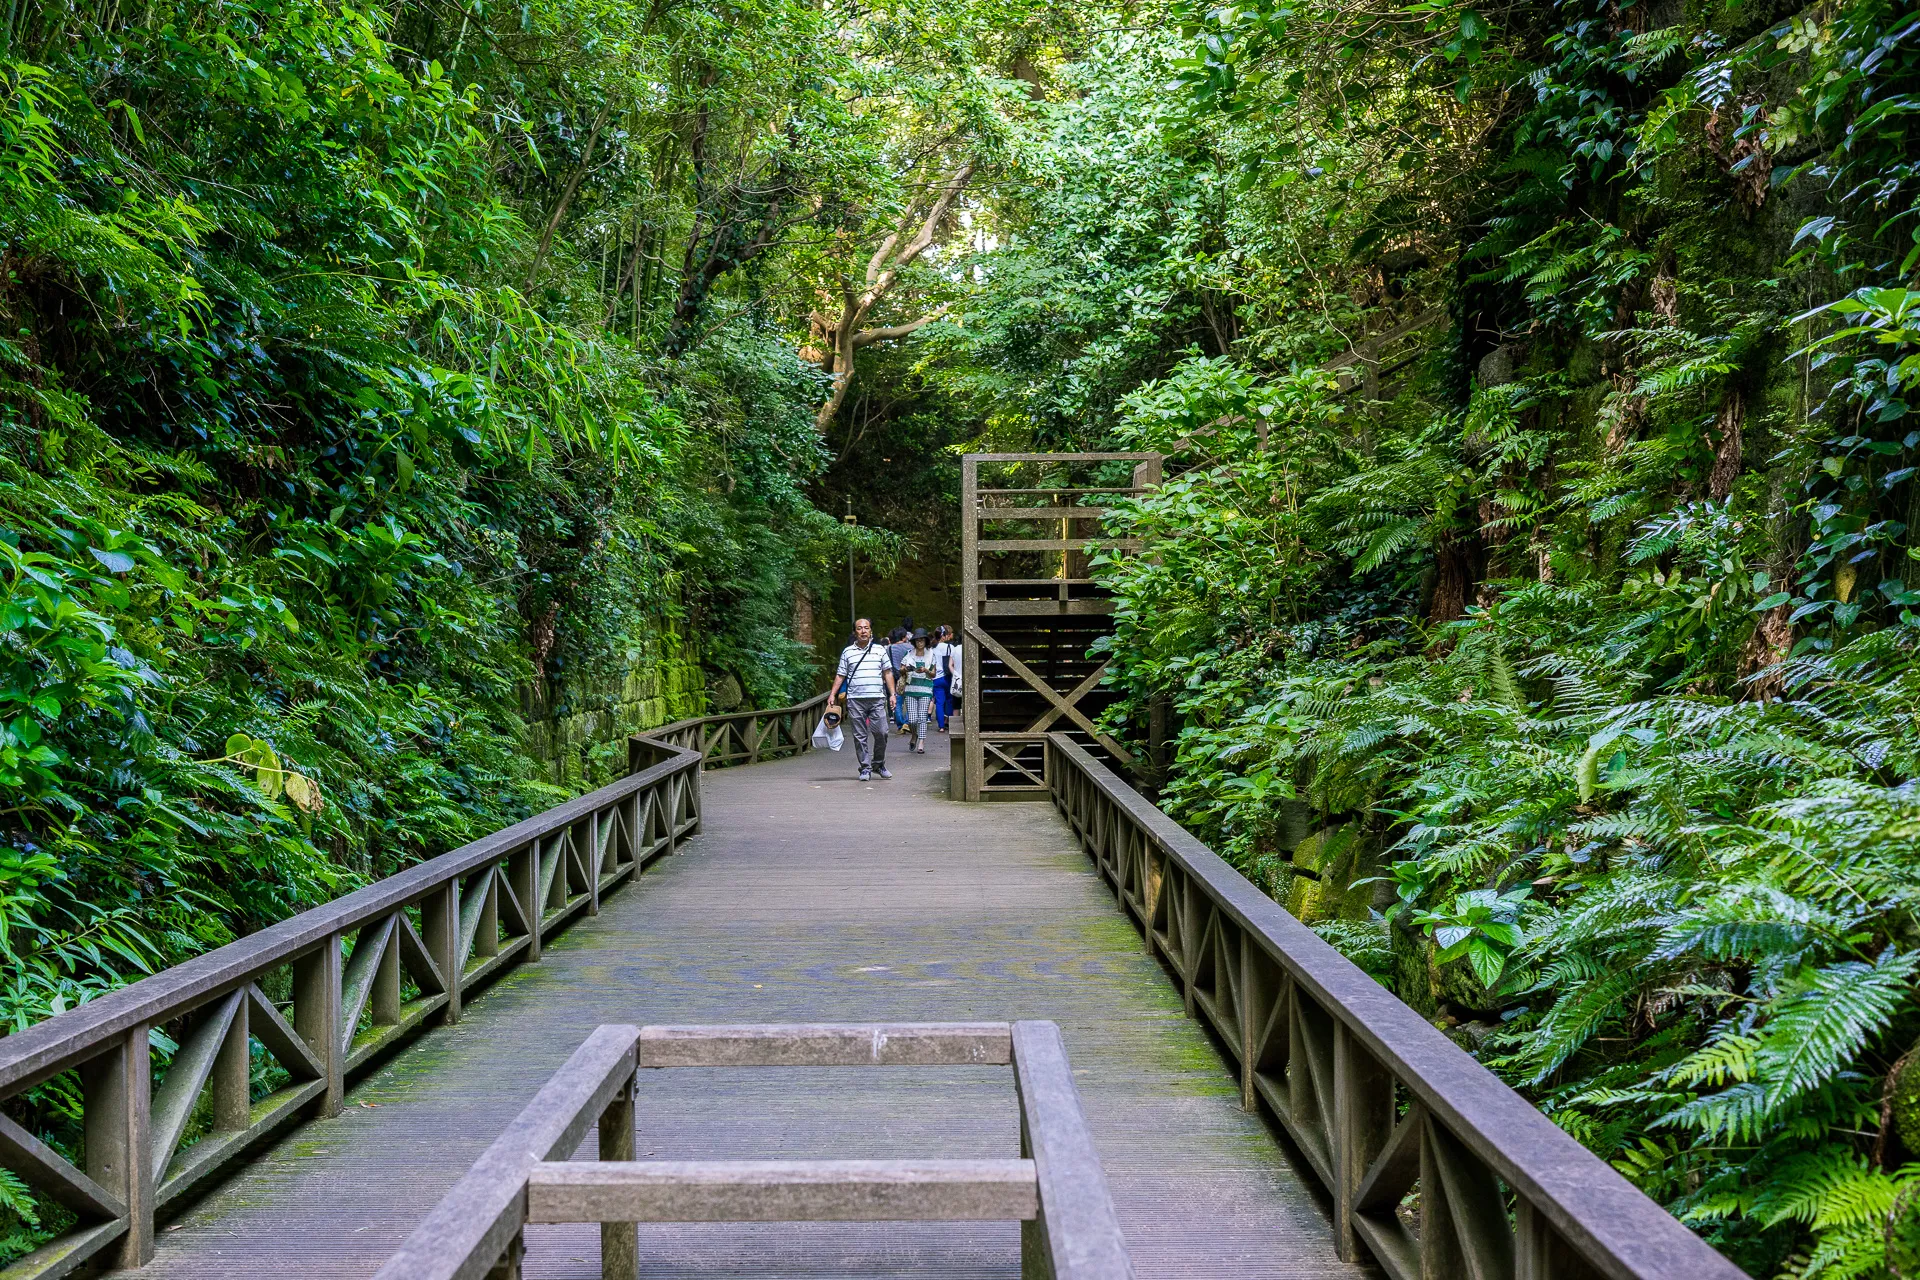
left=811, top=715, right=843, bottom=751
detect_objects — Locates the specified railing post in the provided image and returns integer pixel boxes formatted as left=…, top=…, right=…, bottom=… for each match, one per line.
left=1239, top=934, right=1261, bottom=1111
left=1421, top=1112, right=1516, bottom=1280
left=1333, top=1022, right=1395, bottom=1263
left=1514, top=1199, right=1601, bottom=1280
left=84, top=1026, right=153, bottom=1266
left=477, top=867, right=500, bottom=960
left=424, top=880, right=461, bottom=1024
left=294, top=934, right=343, bottom=1116
left=599, top=1077, right=638, bottom=1280
left=624, top=792, right=642, bottom=867
left=483, top=1232, right=524, bottom=1280
left=512, top=846, right=541, bottom=962
left=1516, top=1200, right=1547, bottom=1280
left=374, top=923, right=402, bottom=1025
left=1141, top=829, right=1163, bottom=959
left=213, top=996, right=252, bottom=1132
left=587, top=813, right=601, bottom=918
left=1011, top=1020, right=1133, bottom=1280
left=686, top=752, right=703, bottom=837
left=659, top=779, right=676, bottom=855
left=1179, top=871, right=1202, bottom=1018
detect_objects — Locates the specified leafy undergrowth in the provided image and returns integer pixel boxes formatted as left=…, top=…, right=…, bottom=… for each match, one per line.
left=1003, top=0, right=1920, bottom=1272
left=0, top=0, right=910, bottom=1257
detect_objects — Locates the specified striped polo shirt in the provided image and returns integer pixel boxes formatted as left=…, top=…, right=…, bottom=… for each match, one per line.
left=837, top=642, right=891, bottom=698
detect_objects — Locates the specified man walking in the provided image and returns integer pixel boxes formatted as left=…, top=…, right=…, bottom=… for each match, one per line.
left=827, top=617, right=896, bottom=781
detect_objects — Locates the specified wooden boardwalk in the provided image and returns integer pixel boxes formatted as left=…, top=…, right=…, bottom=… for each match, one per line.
left=111, top=740, right=1364, bottom=1279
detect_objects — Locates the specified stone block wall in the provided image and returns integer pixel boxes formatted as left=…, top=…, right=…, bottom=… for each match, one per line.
left=521, top=625, right=707, bottom=789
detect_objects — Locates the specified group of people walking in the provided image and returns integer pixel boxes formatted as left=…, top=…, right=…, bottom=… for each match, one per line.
left=826, top=618, right=963, bottom=782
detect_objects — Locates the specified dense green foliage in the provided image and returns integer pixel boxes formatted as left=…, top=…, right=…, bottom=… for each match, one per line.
left=0, top=0, right=988, bottom=1244
left=911, top=0, right=1920, bottom=1274
left=6, top=0, right=1920, bottom=1269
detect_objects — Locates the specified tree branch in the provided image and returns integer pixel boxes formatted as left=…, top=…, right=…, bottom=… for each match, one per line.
left=812, top=158, right=976, bottom=431
left=861, top=160, right=974, bottom=308
left=865, top=230, right=903, bottom=287
left=526, top=105, right=609, bottom=290
left=849, top=301, right=953, bottom=348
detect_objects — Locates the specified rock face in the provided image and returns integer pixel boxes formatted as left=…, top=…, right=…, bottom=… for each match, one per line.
left=521, top=624, right=707, bottom=786
left=1281, top=824, right=1375, bottom=924
left=1269, top=819, right=1496, bottom=1025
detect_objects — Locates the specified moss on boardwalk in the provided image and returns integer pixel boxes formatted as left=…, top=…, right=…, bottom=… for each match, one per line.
left=119, top=746, right=1360, bottom=1279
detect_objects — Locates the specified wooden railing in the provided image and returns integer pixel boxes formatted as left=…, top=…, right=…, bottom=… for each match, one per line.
left=642, top=693, right=827, bottom=770
left=375, top=1021, right=1132, bottom=1280
left=1044, top=734, right=1744, bottom=1280
left=0, top=695, right=823, bottom=1280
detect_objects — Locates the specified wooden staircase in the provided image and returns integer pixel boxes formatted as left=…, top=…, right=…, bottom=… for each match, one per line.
left=953, top=452, right=1161, bottom=801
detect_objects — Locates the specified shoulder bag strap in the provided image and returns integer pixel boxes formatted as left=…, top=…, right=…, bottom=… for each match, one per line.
left=847, top=642, right=881, bottom=690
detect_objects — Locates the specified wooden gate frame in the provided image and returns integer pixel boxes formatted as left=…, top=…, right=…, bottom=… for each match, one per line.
left=957, top=453, right=1161, bottom=801
left=375, top=1021, right=1134, bottom=1280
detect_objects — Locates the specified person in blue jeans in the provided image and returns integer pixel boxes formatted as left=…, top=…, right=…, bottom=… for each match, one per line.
left=888, top=626, right=913, bottom=732
left=929, top=624, right=955, bottom=732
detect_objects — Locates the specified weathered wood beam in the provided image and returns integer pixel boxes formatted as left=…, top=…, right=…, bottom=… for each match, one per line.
left=983, top=600, right=1116, bottom=616
left=978, top=538, right=1140, bottom=553
left=968, top=627, right=1133, bottom=764
left=638, top=1022, right=1012, bottom=1068
left=0, top=1112, right=125, bottom=1221
left=977, top=507, right=1115, bottom=521
left=369, top=1025, right=640, bottom=1280
left=1011, top=1020, right=1134, bottom=1280
left=339, top=917, right=396, bottom=1053
left=1026, top=662, right=1112, bottom=734
left=526, top=1159, right=1039, bottom=1223
left=149, top=991, right=243, bottom=1181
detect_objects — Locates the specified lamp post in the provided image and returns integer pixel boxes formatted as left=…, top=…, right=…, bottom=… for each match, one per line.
left=843, top=500, right=857, bottom=634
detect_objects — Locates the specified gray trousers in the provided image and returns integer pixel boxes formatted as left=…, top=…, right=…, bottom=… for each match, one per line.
left=848, top=697, right=890, bottom=770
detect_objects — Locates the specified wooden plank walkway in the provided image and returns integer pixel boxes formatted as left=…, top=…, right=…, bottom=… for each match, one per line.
left=111, top=740, right=1367, bottom=1279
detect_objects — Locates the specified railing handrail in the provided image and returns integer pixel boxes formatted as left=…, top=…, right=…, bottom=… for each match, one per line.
left=0, top=749, right=696, bottom=1095
left=378, top=1020, right=1132, bottom=1280
left=0, top=692, right=826, bottom=1276
left=0, top=690, right=834, bottom=1089
left=1044, top=733, right=1742, bottom=1280
left=653, top=691, right=827, bottom=735
left=374, top=1023, right=641, bottom=1280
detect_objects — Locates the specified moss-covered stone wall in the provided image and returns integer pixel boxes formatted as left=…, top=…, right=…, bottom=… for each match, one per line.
left=521, top=623, right=707, bottom=788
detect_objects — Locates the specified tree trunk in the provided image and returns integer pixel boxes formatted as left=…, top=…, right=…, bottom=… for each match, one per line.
left=792, top=583, right=814, bottom=646
left=1708, top=388, right=1743, bottom=501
